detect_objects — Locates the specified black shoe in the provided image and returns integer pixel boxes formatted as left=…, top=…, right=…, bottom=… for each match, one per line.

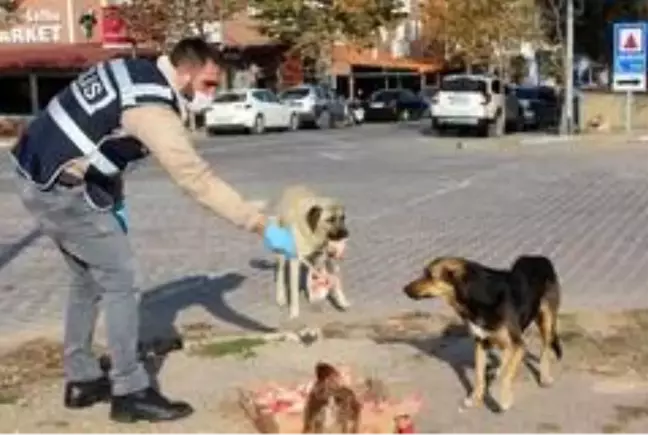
left=110, top=387, right=193, bottom=423
left=64, top=376, right=111, bottom=409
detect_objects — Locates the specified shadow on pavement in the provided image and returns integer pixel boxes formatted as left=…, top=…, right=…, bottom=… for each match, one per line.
left=375, top=323, right=502, bottom=413
left=0, top=227, right=42, bottom=272
left=248, top=257, right=275, bottom=271
left=138, top=272, right=276, bottom=344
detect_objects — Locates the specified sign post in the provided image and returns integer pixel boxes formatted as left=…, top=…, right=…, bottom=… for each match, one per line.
left=612, top=22, right=648, bottom=133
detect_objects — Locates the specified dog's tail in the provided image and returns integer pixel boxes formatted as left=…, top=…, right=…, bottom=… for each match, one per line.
left=551, top=329, right=563, bottom=360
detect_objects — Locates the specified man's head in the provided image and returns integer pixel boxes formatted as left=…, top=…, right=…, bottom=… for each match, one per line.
left=168, top=37, right=221, bottom=110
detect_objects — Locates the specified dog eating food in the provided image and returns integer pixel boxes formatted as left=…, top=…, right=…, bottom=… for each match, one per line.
left=403, top=255, right=562, bottom=412
left=302, top=362, right=362, bottom=433
left=273, top=185, right=350, bottom=318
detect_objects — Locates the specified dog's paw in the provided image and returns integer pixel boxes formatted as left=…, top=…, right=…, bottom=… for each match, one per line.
left=539, top=373, right=555, bottom=388
left=460, top=394, right=483, bottom=411
left=328, top=291, right=351, bottom=311
left=333, top=298, right=351, bottom=310
left=497, top=392, right=514, bottom=412
left=276, top=292, right=287, bottom=307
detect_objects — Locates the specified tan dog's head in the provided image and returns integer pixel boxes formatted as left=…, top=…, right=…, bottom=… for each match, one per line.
left=306, top=199, right=349, bottom=242
left=403, top=257, right=469, bottom=300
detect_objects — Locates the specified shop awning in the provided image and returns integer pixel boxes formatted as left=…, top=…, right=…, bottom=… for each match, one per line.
left=0, top=43, right=158, bottom=71
left=331, top=45, right=441, bottom=75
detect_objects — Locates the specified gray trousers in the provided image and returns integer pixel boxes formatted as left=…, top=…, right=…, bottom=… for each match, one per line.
left=15, top=173, right=149, bottom=396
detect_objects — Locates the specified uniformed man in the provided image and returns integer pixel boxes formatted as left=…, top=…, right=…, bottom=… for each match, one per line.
left=10, top=37, right=297, bottom=423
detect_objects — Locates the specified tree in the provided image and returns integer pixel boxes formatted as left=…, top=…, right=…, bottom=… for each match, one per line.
left=509, top=54, right=530, bottom=84
left=0, top=0, right=20, bottom=28
left=249, top=0, right=406, bottom=81
left=420, top=0, right=542, bottom=74
left=120, top=0, right=244, bottom=50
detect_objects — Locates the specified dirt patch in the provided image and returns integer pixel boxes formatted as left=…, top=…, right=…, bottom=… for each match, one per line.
left=537, top=422, right=562, bottom=432
left=1, top=309, right=647, bottom=385
left=0, top=338, right=63, bottom=400
left=601, top=401, right=648, bottom=433
left=319, top=309, right=648, bottom=381
left=558, top=309, right=648, bottom=378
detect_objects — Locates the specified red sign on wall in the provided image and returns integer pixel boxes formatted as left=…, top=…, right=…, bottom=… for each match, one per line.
left=101, top=5, right=130, bottom=46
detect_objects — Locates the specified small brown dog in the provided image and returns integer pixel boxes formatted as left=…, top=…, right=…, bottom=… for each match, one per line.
left=404, top=255, right=562, bottom=412
left=274, top=185, right=350, bottom=318
left=303, top=362, right=361, bottom=433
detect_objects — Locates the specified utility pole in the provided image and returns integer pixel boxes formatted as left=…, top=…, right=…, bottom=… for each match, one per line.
left=563, top=0, right=574, bottom=135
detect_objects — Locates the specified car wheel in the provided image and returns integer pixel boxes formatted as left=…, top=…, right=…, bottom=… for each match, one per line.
left=400, top=109, right=411, bottom=122
left=288, top=113, right=299, bottom=131
left=206, top=127, right=217, bottom=136
left=250, top=114, right=265, bottom=134
left=316, top=110, right=331, bottom=129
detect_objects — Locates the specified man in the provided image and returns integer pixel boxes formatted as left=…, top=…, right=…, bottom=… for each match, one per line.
left=10, top=37, right=296, bottom=423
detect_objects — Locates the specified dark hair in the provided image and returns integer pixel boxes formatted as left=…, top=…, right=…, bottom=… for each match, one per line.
left=169, top=37, right=219, bottom=67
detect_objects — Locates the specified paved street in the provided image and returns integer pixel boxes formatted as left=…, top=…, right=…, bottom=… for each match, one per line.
left=2, top=123, right=648, bottom=335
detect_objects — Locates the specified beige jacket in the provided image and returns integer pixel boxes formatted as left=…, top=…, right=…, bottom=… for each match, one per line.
left=63, top=56, right=264, bottom=233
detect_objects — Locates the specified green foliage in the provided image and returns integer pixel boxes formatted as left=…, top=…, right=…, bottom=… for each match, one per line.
left=0, top=0, right=21, bottom=28
left=194, top=337, right=267, bottom=359
left=509, top=54, right=530, bottom=84
left=536, top=48, right=563, bottom=84
left=249, top=0, right=406, bottom=78
left=121, top=0, right=245, bottom=49
left=421, top=0, right=542, bottom=72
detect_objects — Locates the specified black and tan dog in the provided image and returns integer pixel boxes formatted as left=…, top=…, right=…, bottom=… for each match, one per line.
left=403, top=255, right=562, bottom=412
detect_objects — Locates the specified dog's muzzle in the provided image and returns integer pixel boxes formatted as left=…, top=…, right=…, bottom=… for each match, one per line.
left=329, top=228, right=349, bottom=241
left=403, top=282, right=420, bottom=299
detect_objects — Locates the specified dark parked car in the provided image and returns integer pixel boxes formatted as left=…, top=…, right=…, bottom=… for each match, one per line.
left=418, top=86, right=438, bottom=118
left=278, top=84, right=346, bottom=128
left=364, top=88, right=428, bottom=122
left=514, top=85, right=560, bottom=130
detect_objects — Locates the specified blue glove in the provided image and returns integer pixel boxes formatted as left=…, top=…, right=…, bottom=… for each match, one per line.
left=263, top=221, right=297, bottom=258
left=112, top=200, right=129, bottom=234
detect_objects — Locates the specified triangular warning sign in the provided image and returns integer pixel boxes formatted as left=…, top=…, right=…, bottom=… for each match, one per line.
left=625, top=33, right=639, bottom=50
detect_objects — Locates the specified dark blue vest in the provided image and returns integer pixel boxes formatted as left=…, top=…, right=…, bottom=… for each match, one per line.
left=11, top=57, right=182, bottom=210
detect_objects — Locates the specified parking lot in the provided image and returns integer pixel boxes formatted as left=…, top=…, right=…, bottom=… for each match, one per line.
left=1, top=123, right=648, bottom=336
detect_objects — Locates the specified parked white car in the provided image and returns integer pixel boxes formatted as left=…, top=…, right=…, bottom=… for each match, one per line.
left=430, top=74, right=523, bottom=137
left=205, top=88, right=300, bottom=135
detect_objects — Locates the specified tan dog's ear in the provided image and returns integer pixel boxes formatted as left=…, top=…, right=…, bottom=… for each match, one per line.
left=306, top=205, right=323, bottom=232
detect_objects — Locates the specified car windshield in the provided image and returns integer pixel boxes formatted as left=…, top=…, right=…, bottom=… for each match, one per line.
left=537, top=88, right=558, bottom=102
left=213, top=92, right=246, bottom=103
left=420, top=87, right=437, bottom=98
left=280, top=88, right=311, bottom=100
left=370, top=90, right=400, bottom=102
left=441, top=78, right=487, bottom=92
left=515, top=88, right=539, bottom=100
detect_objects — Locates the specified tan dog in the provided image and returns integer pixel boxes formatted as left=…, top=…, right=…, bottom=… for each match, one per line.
left=274, top=185, right=350, bottom=319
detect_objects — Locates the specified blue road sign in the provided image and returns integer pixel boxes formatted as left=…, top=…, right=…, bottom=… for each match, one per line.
left=616, top=57, right=645, bottom=74
left=613, top=22, right=648, bottom=92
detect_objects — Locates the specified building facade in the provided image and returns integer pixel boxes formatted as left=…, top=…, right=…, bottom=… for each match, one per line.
left=0, top=0, right=141, bottom=116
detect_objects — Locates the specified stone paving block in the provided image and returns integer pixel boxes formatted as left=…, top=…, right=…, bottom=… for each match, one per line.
left=2, top=127, right=648, bottom=335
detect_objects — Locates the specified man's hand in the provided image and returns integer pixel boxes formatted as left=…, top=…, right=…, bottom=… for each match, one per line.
left=263, top=220, right=297, bottom=258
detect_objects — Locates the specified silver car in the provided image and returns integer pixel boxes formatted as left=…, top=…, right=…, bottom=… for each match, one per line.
left=279, top=84, right=347, bottom=128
